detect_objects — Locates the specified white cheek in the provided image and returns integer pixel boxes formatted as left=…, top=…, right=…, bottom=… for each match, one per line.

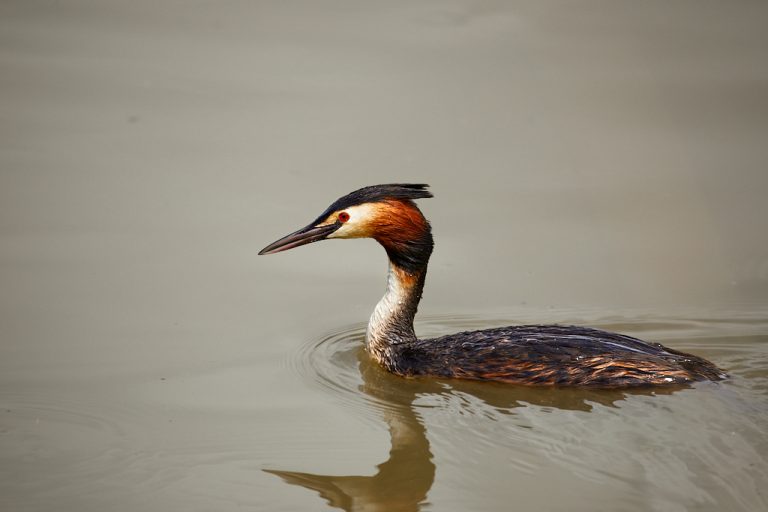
left=326, top=224, right=348, bottom=238
left=327, top=219, right=364, bottom=238
left=326, top=203, right=377, bottom=239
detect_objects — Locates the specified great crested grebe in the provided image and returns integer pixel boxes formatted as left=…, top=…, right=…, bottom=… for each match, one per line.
left=259, top=184, right=726, bottom=387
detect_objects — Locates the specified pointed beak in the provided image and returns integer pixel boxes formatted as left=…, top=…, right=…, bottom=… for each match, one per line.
left=259, top=222, right=341, bottom=255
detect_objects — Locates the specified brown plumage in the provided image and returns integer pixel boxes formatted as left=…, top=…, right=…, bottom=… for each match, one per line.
left=259, top=184, right=727, bottom=388
left=389, top=325, right=724, bottom=387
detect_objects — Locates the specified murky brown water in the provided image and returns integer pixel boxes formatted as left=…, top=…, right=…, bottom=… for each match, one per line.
left=2, top=2, right=767, bottom=511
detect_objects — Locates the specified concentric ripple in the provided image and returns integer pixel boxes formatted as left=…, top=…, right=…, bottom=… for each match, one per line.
left=288, top=312, right=768, bottom=418
left=291, top=321, right=369, bottom=408
left=284, top=312, right=768, bottom=509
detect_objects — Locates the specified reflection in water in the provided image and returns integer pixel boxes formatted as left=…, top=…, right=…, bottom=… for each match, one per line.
left=266, top=406, right=434, bottom=511
left=265, top=351, right=435, bottom=512
left=265, top=327, right=683, bottom=511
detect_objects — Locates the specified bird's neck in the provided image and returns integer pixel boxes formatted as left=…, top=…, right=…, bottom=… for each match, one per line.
left=366, top=262, right=428, bottom=365
left=364, top=200, right=433, bottom=367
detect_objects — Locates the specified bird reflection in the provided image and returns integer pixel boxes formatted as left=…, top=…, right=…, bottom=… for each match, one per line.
left=265, top=344, right=683, bottom=511
left=265, top=351, right=435, bottom=512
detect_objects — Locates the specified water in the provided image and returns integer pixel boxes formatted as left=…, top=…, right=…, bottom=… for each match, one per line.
left=1, top=1, right=767, bottom=511
left=278, top=316, right=768, bottom=511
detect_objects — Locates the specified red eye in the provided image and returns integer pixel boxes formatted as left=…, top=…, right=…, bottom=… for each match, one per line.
left=338, top=212, right=350, bottom=223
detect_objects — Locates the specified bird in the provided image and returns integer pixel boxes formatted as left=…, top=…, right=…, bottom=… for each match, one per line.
left=259, top=183, right=726, bottom=388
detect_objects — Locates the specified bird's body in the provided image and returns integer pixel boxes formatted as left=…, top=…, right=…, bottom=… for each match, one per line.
left=379, top=324, right=724, bottom=386
left=260, top=184, right=726, bottom=388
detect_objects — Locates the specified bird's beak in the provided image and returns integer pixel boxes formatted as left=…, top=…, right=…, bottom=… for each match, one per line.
left=259, top=222, right=341, bottom=255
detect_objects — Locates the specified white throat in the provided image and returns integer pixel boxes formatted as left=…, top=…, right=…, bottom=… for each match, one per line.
left=366, top=263, right=414, bottom=360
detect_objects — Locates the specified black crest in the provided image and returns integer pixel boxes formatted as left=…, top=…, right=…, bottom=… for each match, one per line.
left=312, top=183, right=432, bottom=224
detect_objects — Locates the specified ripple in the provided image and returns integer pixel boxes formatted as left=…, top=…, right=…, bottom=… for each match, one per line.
left=281, top=313, right=768, bottom=509
left=0, top=391, right=135, bottom=503
left=288, top=313, right=768, bottom=420
left=290, top=322, right=410, bottom=424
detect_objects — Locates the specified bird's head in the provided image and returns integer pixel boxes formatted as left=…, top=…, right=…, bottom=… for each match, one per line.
left=259, top=183, right=434, bottom=271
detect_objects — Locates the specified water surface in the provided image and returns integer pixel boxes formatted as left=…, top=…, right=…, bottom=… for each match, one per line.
left=1, top=1, right=767, bottom=511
